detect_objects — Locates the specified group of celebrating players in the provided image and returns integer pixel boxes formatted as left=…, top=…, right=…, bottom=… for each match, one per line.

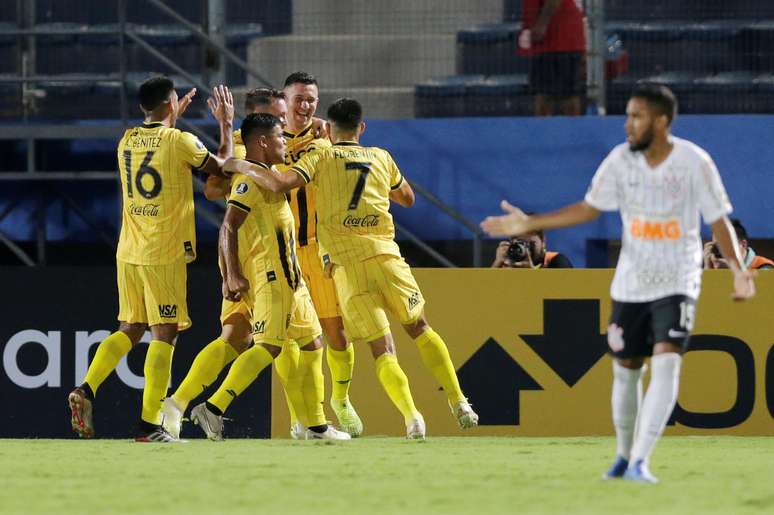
left=67, top=71, right=479, bottom=444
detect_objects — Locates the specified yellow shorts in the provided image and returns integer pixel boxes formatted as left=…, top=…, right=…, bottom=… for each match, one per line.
left=331, top=254, right=425, bottom=344
left=297, top=241, right=341, bottom=319
left=220, top=297, right=252, bottom=325
left=116, top=258, right=191, bottom=330
left=251, top=276, right=322, bottom=347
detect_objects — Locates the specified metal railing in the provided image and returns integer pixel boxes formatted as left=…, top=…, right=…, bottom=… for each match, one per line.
left=0, top=0, right=483, bottom=267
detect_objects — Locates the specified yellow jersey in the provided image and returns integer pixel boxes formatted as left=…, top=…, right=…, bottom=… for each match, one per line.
left=277, top=123, right=332, bottom=247
left=116, top=122, right=209, bottom=265
left=233, top=128, right=246, bottom=160
left=291, top=141, right=404, bottom=265
left=227, top=161, right=302, bottom=289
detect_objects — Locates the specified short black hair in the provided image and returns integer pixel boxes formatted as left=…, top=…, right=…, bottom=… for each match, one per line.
left=139, top=76, right=175, bottom=112
left=244, top=88, right=285, bottom=112
left=283, top=71, right=318, bottom=88
left=240, top=113, right=281, bottom=144
left=630, top=82, right=678, bottom=125
left=327, top=98, right=362, bottom=131
left=731, top=218, right=748, bottom=241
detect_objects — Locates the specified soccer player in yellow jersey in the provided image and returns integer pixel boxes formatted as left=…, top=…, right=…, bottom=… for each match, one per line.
left=225, top=98, right=479, bottom=438
left=187, top=113, right=350, bottom=441
left=160, top=87, right=306, bottom=438
left=67, top=77, right=237, bottom=442
left=281, top=72, right=364, bottom=436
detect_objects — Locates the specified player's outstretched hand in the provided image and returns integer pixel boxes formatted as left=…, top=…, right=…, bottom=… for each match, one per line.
left=176, top=88, right=197, bottom=118
left=480, top=200, right=530, bottom=237
left=732, top=269, right=756, bottom=301
left=207, top=85, right=234, bottom=125
left=311, top=117, right=328, bottom=139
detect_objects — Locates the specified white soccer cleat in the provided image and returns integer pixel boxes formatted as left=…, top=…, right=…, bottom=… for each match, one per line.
left=330, top=397, right=364, bottom=437
left=290, top=421, right=307, bottom=440
left=450, top=400, right=479, bottom=429
left=160, top=397, right=183, bottom=440
left=406, top=416, right=426, bottom=440
left=190, top=403, right=225, bottom=442
left=306, top=425, right=352, bottom=441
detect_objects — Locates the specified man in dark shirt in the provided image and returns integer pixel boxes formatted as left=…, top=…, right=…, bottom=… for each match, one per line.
left=491, top=229, right=573, bottom=268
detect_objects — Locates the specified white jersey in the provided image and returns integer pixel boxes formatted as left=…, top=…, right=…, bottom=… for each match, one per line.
left=584, top=136, right=732, bottom=302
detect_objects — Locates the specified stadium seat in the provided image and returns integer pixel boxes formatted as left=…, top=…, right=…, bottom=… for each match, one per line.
left=465, top=74, right=531, bottom=117
left=605, top=0, right=766, bottom=21
left=415, top=75, right=484, bottom=118
left=456, top=23, right=529, bottom=76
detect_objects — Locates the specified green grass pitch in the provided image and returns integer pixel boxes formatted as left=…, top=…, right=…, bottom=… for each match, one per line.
left=2, top=437, right=772, bottom=515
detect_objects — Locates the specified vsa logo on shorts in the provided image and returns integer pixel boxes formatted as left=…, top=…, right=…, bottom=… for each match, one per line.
left=158, top=304, right=177, bottom=318
left=253, top=321, right=265, bottom=334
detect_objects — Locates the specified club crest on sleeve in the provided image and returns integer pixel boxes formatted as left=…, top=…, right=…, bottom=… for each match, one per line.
left=194, top=139, right=205, bottom=150
left=236, top=183, right=249, bottom=195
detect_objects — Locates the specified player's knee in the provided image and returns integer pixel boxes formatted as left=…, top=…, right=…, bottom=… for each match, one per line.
left=368, top=336, right=395, bottom=358
left=260, top=342, right=282, bottom=359
left=150, top=323, right=178, bottom=346
left=119, top=322, right=147, bottom=346
left=615, top=356, right=645, bottom=370
left=320, top=316, right=347, bottom=350
left=403, top=316, right=429, bottom=339
left=300, top=336, right=323, bottom=351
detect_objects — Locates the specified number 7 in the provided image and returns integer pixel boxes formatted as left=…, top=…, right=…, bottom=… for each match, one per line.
left=346, top=162, right=371, bottom=210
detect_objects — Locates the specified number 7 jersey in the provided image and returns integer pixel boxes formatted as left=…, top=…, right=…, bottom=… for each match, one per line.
left=291, top=141, right=405, bottom=265
left=116, top=122, right=210, bottom=265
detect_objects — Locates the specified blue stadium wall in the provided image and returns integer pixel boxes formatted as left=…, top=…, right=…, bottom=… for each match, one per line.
left=2, top=115, right=773, bottom=267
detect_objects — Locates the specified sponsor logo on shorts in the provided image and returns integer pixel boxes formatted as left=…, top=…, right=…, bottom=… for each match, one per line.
left=408, top=291, right=421, bottom=311
left=607, top=323, right=624, bottom=352
left=285, top=314, right=291, bottom=329
left=253, top=321, right=265, bottom=334
left=158, top=304, right=177, bottom=318
left=128, top=203, right=160, bottom=217
left=343, top=214, right=379, bottom=228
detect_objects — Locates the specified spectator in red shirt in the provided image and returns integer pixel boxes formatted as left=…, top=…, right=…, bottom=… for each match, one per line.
left=518, top=0, right=587, bottom=116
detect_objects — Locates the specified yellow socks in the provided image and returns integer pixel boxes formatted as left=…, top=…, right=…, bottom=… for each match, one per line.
left=375, top=353, right=420, bottom=424
left=172, top=337, right=238, bottom=411
left=274, top=342, right=300, bottom=425
left=415, top=328, right=465, bottom=404
left=326, top=344, right=355, bottom=401
left=208, top=344, right=273, bottom=414
left=141, top=340, right=174, bottom=425
left=300, top=348, right=326, bottom=427
left=82, top=331, right=133, bottom=396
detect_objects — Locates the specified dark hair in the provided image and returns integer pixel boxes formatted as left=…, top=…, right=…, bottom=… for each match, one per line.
left=327, top=98, right=362, bottom=131
left=244, top=88, right=285, bottom=112
left=630, top=82, right=678, bottom=125
left=240, top=113, right=281, bottom=144
left=283, top=71, right=318, bottom=88
left=731, top=218, right=748, bottom=241
left=138, top=76, right=175, bottom=112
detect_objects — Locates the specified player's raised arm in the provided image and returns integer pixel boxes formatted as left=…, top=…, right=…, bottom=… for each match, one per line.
left=199, top=85, right=235, bottom=179
left=710, top=216, right=756, bottom=301
left=223, top=157, right=305, bottom=193
left=219, top=205, right=249, bottom=301
left=481, top=200, right=599, bottom=237
left=389, top=178, right=415, bottom=207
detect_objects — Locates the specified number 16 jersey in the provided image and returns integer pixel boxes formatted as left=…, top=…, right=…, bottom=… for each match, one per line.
left=116, top=122, right=209, bottom=265
left=291, top=141, right=405, bottom=265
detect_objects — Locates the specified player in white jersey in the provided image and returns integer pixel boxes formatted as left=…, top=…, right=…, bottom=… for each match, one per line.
left=481, top=83, right=756, bottom=483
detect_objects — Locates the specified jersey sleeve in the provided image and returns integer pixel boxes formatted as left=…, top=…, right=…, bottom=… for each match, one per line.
left=694, top=151, right=732, bottom=224
left=227, top=176, right=261, bottom=213
left=584, top=148, right=620, bottom=211
left=385, top=152, right=404, bottom=190
left=291, top=150, right=323, bottom=184
left=176, top=131, right=211, bottom=170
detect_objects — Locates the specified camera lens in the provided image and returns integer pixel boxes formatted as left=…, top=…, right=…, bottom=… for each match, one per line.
left=507, top=240, right=529, bottom=262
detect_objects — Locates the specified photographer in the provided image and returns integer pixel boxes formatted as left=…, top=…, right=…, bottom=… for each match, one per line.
left=704, top=218, right=774, bottom=270
left=492, top=230, right=573, bottom=268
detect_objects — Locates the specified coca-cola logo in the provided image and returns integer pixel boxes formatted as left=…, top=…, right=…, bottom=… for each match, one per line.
left=342, top=214, right=379, bottom=228
left=128, top=203, right=160, bottom=217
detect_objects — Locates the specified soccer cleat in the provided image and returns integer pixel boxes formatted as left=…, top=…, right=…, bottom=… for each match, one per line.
left=190, top=403, right=225, bottom=442
left=67, top=388, right=94, bottom=439
left=623, top=459, right=659, bottom=484
left=160, top=397, right=183, bottom=440
left=450, top=400, right=479, bottom=429
left=602, top=456, right=629, bottom=480
left=305, top=425, right=352, bottom=441
left=135, top=426, right=180, bottom=443
left=290, top=421, right=306, bottom=440
left=330, top=397, right=364, bottom=437
left=406, top=416, right=426, bottom=440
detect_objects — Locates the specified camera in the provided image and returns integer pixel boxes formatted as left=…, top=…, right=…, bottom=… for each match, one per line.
left=507, top=239, right=532, bottom=262
left=710, top=243, right=722, bottom=259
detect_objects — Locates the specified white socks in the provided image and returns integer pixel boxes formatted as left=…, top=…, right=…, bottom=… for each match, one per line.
left=630, top=353, right=682, bottom=463
left=611, top=361, right=643, bottom=460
